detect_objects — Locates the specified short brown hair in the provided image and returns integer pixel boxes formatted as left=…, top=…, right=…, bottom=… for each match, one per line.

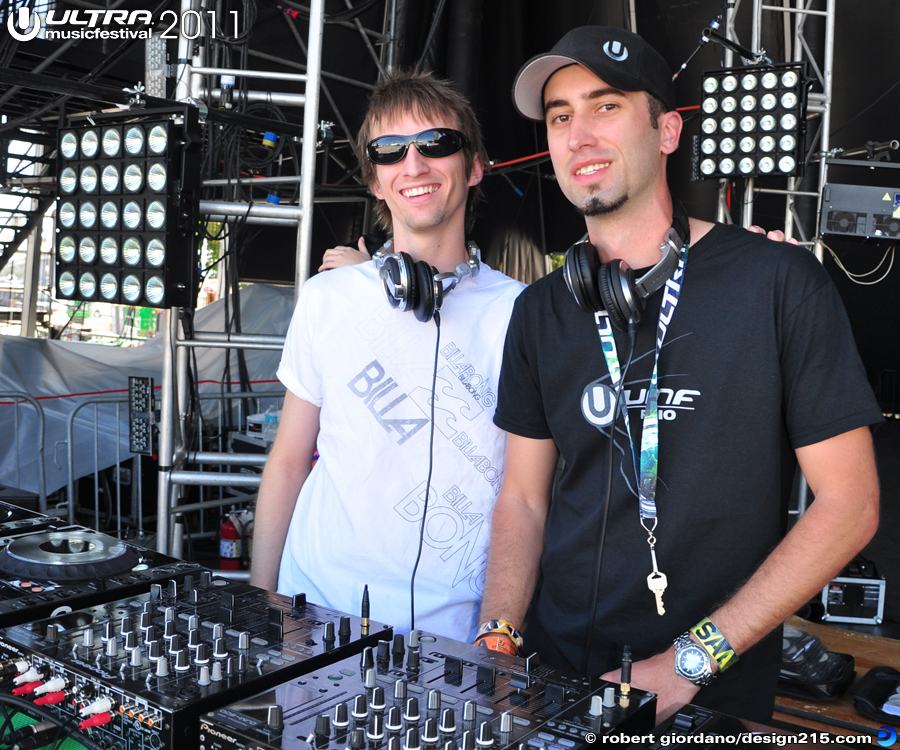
left=356, top=70, right=488, bottom=232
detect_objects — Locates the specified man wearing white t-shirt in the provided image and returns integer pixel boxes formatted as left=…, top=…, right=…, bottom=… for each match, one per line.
left=250, top=71, right=525, bottom=642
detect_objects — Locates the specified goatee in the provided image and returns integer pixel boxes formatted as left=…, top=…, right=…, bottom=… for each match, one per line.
left=580, top=193, right=628, bottom=217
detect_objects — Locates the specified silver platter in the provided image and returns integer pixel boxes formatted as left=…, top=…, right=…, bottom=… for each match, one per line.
left=4, top=530, right=128, bottom=566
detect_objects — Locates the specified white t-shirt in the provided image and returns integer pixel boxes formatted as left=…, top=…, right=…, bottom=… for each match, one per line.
left=276, top=259, right=524, bottom=641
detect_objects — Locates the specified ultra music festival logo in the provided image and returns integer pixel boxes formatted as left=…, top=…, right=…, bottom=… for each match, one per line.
left=7, top=6, right=242, bottom=41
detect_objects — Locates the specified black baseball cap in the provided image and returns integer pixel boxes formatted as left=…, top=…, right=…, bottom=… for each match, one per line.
left=513, top=26, right=676, bottom=121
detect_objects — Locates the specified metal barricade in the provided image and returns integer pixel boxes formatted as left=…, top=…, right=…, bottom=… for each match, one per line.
left=65, top=394, right=138, bottom=535
left=0, top=391, right=47, bottom=513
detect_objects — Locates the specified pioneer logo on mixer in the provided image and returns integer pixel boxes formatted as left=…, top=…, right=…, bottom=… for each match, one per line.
left=199, top=724, right=242, bottom=745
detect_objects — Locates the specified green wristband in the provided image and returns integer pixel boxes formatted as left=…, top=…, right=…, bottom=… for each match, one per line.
left=690, top=617, right=738, bottom=671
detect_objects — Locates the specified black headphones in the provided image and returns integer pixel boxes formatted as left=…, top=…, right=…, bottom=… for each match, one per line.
left=563, top=201, right=691, bottom=332
left=373, top=240, right=481, bottom=323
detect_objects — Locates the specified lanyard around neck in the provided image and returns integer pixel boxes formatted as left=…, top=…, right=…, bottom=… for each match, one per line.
left=593, top=245, right=688, bottom=527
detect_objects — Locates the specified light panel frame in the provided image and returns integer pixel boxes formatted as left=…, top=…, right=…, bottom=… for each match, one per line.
left=54, top=112, right=201, bottom=309
left=691, top=62, right=809, bottom=181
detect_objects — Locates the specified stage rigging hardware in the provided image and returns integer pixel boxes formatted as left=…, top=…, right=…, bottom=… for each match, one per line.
left=200, top=631, right=657, bottom=750
left=0, top=576, right=390, bottom=750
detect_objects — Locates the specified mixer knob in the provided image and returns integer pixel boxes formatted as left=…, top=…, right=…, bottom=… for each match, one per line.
left=404, top=726, right=421, bottom=750
left=339, top=616, right=351, bottom=639
left=102, top=620, right=115, bottom=642
left=476, top=722, right=493, bottom=747
left=238, top=631, right=250, bottom=650
left=427, top=690, right=442, bottom=711
left=124, top=631, right=138, bottom=651
left=195, top=644, right=210, bottom=665
left=174, top=650, right=190, bottom=672
left=422, top=719, right=439, bottom=744
left=168, top=634, right=183, bottom=655
left=370, top=685, right=386, bottom=711
left=499, top=711, right=513, bottom=734
left=188, top=629, right=201, bottom=650
left=333, top=701, right=349, bottom=729
left=148, top=640, right=163, bottom=660
left=155, top=657, right=169, bottom=677
left=439, top=708, right=456, bottom=734
left=323, top=621, right=336, bottom=642
left=167, top=579, right=178, bottom=599
left=352, top=694, right=368, bottom=719
left=268, top=705, right=284, bottom=731
left=367, top=713, right=385, bottom=741
left=105, top=638, right=118, bottom=657
left=315, top=714, right=331, bottom=738
left=404, top=697, right=420, bottom=723
left=386, top=706, right=403, bottom=733
left=198, top=665, right=211, bottom=686
left=393, top=679, right=407, bottom=701
left=360, top=647, right=374, bottom=672
left=213, top=637, right=228, bottom=660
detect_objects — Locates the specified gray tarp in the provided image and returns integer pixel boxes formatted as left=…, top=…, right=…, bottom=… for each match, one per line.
left=0, top=284, right=293, bottom=496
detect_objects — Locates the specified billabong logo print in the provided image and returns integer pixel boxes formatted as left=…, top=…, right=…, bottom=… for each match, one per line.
left=581, top=381, right=618, bottom=428
left=7, top=7, right=41, bottom=42
left=603, top=40, right=628, bottom=62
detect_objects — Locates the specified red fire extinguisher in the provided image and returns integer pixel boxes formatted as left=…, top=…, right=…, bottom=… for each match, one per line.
left=220, top=514, right=243, bottom=570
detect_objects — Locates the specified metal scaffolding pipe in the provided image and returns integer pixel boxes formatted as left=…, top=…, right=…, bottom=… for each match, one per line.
left=204, top=215, right=299, bottom=227
left=185, top=331, right=285, bottom=347
left=191, top=66, right=308, bottom=83
left=207, top=88, right=306, bottom=107
left=200, top=201, right=303, bottom=220
left=171, top=494, right=260, bottom=514
left=295, top=0, right=325, bottom=296
left=188, top=452, right=268, bottom=466
left=170, top=471, right=261, bottom=487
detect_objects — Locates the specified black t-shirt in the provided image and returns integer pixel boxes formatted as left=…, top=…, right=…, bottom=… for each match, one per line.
left=494, top=223, right=882, bottom=721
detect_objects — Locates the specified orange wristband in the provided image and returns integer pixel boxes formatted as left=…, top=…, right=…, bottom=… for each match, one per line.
left=475, top=633, right=518, bottom=655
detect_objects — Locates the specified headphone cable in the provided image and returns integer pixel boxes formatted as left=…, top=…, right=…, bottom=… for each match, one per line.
left=581, top=318, right=638, bottom=674
left=409, top=311, right=441, bottom=632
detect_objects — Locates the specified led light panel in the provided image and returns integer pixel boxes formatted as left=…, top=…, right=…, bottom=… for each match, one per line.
left=55, top=117, right=201, bottom=309
left=693, top=62, right=808, bottom=181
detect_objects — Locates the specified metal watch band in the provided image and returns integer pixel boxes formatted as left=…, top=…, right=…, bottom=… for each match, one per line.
left=673, top=633, right=715, bottom=687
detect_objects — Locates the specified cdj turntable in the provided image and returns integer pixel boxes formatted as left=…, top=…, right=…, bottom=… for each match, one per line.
left=200, top=630, right=657, bottom=750
left=0, top=580, right=390, bottom=750
left=0, top=526, right=202, bottom=627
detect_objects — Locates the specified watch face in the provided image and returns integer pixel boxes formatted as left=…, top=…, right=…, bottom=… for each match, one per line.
left=676, top=642, right=709, bottom=679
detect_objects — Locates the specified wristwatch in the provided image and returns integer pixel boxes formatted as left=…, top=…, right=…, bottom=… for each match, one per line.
left=673, top=633, right=715, bottom=687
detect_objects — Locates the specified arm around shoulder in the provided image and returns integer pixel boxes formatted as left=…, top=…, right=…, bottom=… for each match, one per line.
left=249, top=391, right=321, bottom=591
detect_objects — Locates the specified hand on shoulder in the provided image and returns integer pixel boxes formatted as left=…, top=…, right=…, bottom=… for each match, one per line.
left=318, top=236, right=372, bottom=272
left=746, top=225, right=800, bottom=245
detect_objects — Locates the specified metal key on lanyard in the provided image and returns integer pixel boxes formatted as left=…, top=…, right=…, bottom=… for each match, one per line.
left=646, top=535, right=667, bottom=616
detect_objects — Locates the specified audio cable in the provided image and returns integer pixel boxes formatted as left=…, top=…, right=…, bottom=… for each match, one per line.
left=581, top=319, right=638, bottom=674
left=408, top=311, right=442, bottom=632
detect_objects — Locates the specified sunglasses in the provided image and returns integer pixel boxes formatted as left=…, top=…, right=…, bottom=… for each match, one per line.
left=366, top=128, right=467, bottom=166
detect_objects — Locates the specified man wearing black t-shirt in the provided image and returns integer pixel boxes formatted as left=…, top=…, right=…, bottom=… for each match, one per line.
left=476, top=26, right=881, bottom=722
